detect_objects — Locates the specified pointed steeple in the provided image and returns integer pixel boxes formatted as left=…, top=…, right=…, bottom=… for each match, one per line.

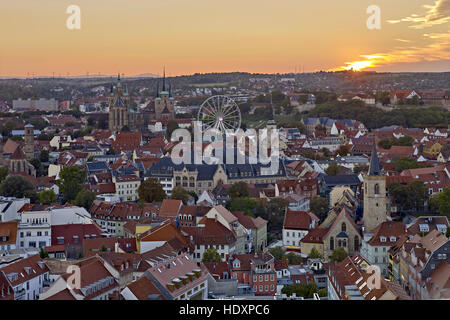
left=156, top=82, right=160, bottom=98
left=169, top=81, right=172, bottom=97
left=268, top=92, right=275, bottom=122
left=368, top=143, right=381, bottom=176
left=117, top=73, right=121, bottom=87
left=162, top=67, right=166, bottom=92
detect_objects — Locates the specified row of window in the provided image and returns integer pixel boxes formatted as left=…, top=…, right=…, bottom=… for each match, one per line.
left=253, top=274, right=275, bottom=282
left=117, top=183, right=139, bottom=188
left=21, top=231, right=48, bottom=237
left=253, top=285, right=274, bottom=292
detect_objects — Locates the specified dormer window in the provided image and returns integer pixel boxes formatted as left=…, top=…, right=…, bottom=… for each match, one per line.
left=390, top=236, right=396, bottom=242
left=380, top=236, right=386, bottom=242
left=419, top=224, right=429, bottom=233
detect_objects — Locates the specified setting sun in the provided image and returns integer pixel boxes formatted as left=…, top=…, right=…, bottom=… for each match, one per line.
left=342, top=60, right=376, bottom=71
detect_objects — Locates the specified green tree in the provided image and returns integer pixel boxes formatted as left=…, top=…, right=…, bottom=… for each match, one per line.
left=310, top=197, right=329, bottom=221
left=394, top=158, right=430, bottom=172
left=284, top=252, right=302, bottom=265
left=330, top=247, right=348, bottom=262
left=378, top=139, right=392, bottom=149
left=261, top=198, right=289, bottom=236
left=29, top=158, right=45, bottom=177
left=171, top=186, right=190, bottom=204
left=396, top=136, right=414, bottom=146
left=297, top=121, right=306, bottom=134
left=335, top=145, right=351, bottom=157
left=57, top=166, right=87, bottom=203
left=318, top=289, right=327, bottom=297
left=137, top=178, right=166, bottom=203
left=100, top=244, right=108, bottom=252
left=39, top=189, right=57, bottom=205
left=437, top=187, right=450, bottom=217
left=389, top=181, right=429, bottom=212
left=202, top=247, right=222, bottom=263
left=166, top=120, right=179, bottom=140
left=281, top=282, right=317, bottom=298
left=0, top=175, right=36, bottom=199
left=325, top=162, right=339, bottom=176
left=353, top=164, right=369, bottom=174
left=268, top=246, right=285, bottom=260
left=227, top=182, right=250, bottom=199
left=39, top=149, right=50, bottom=163
left=39, top=247, right=49, bottom=259
left=0, top=166, right=9, bottom=183
left=408, top=181, right=429, bottom=212
left=320, top=147, right=331, bottom=158
left=308, top=247, right=322, bottom=259
left=227, top=197, right=259, bottom=216
left=73, top=188, right=96, bottom=210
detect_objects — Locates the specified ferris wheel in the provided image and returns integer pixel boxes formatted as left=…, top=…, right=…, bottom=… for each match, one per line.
left=197, top=95, right=241, bottom=133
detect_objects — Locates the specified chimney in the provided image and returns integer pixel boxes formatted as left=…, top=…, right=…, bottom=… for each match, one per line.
left=114, top=242, right=120, bottom=252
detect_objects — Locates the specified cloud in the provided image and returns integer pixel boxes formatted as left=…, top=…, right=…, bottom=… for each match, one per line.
left=331, top=29, right=450, bottom=71
left=387, top=0, right=450, bottom=29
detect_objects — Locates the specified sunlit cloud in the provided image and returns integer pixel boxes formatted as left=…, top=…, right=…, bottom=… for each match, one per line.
left=332, top=29, right=450, bottom=71
left=395, top=38, right=412, bottom=43
left=387, top=0, right=450, bottom=29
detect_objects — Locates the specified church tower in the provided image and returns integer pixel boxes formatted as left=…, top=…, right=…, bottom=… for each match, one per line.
left=24, top=123, right=34, bottom=160
left=154, top=68, right=175, bottom=120
left=108, top=74, right=131, bottom=133
left=363, top=144, right=387, bottom=232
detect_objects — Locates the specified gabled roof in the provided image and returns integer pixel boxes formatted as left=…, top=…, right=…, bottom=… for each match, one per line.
left=0, top=254, right=49, bottom=287
left=159, top=199, right=183, bottom=219
left=283, top=210, right=314, bottom=230
left=367, top=221, right=408, bottom=246
left=124, top=275, right=165, bottom=300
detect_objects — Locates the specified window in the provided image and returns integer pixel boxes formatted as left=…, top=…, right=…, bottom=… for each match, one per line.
left=374, top=183, right=380, bottom=195
left=330, top=237, right=334, bottom=250
left=341, top=223, right=346, bottom=232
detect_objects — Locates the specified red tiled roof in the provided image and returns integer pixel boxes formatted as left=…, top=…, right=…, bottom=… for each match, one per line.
left=159, top=199, right=182, bottom=219
left=283, top=210, right=314, bottom=230
left=51, top=224, right=103, bottom=246
left=0, top=254, right=49, bottom=287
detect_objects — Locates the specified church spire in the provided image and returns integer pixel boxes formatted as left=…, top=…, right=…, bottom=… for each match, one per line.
left=368, top=143, right=381, bottom=176
left=117, top=73, right=121, bottom=87
left=162, top=67, right=166, bottom=92
left=156, top=82, right=160, bottom=98
left=268, top=92, right=275, bottom=122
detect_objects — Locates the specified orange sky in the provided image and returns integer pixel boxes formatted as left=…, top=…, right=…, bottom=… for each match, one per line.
left=0, top=0, right=449, bottom=77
